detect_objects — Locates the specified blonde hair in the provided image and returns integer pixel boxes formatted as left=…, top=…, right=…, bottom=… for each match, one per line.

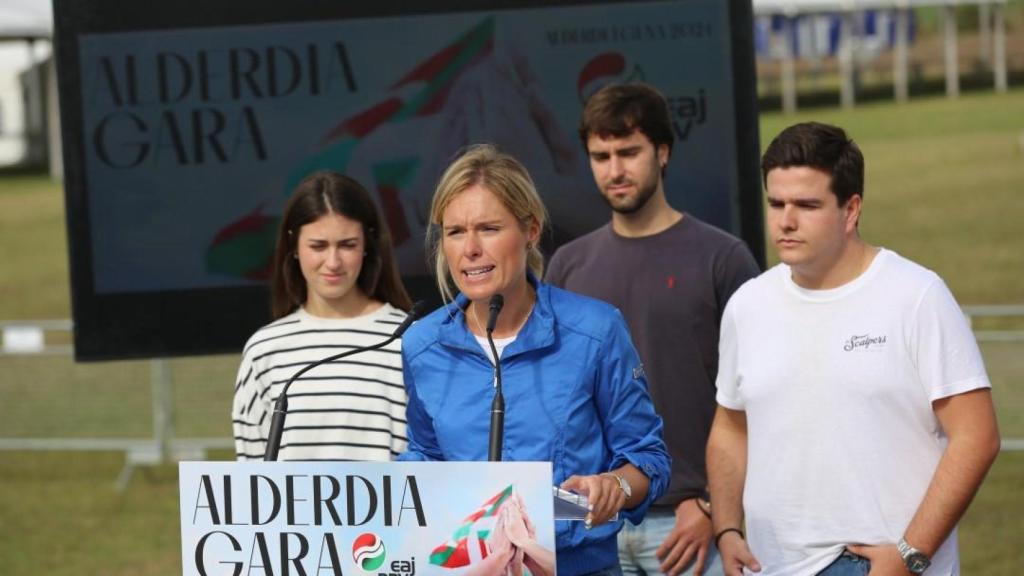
left=428, top=144, right=548, bottom=302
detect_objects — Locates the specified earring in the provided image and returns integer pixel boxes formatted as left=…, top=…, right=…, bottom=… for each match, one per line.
left=526, top=242, right=533, bottom=250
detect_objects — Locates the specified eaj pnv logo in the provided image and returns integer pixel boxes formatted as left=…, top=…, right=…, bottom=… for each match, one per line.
left=352, top=533, right=387, bottom=572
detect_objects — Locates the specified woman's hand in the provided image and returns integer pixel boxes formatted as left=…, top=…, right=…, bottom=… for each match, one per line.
left=560, top=473, right=626, bottom=527
left=513, top=493, right=537, bottom=539
left=463, top=527, right=515, bottom=576
left=500, top=497, right=555, bottom=576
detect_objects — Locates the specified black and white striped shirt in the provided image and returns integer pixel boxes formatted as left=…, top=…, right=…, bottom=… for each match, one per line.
left=233, top=303, right=407, bottom=461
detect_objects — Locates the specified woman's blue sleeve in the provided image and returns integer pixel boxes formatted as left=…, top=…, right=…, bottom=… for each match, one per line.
left=594, top=309, right=672, bottom=523
left=397, top=353, right=445, bottom=462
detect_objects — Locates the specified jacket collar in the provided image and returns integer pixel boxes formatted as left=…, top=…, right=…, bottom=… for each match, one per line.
left=438, top=272, right=556, bottom=359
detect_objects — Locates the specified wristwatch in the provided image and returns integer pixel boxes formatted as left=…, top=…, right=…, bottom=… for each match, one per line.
left=897, top=537, right=931, bottom=574
left=603, top=472, right=632, bottom=500
left=696, top=489, right=712, bottom=518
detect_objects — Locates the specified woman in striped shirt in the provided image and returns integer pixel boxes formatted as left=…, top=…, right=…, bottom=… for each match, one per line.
left=233, top=171, right=413, bottom=461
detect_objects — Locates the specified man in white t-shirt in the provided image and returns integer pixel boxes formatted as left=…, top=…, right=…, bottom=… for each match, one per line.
left=706, top=122, right=1000, bottom=576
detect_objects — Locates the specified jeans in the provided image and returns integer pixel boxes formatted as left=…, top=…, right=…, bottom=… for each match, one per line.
left=618, top=509, right=724, bottom=576
left=817, top=551, right=871, bottom=576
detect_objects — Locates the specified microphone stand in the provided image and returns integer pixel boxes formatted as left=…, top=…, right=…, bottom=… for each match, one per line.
left=264, top=301, right=426, bottom=461
left=486, top=294, right=505, bottom=462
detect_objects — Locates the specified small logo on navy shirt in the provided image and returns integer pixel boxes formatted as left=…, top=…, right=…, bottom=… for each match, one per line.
left=844, top=333, right=888, bottom=352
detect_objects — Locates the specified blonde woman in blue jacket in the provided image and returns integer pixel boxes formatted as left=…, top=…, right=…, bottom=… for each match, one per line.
left=399, top=144, right=671, bottom=576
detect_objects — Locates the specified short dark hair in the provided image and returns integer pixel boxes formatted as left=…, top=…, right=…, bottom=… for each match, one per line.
left=761, top=122, right=864, bottom=205
left=578, top=82, right=674, bottom=157
left=270, top=171, right=412, bottom=319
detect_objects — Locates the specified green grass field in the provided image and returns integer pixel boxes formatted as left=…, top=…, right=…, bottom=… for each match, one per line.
left=1, top=89, right=1023, bottom=574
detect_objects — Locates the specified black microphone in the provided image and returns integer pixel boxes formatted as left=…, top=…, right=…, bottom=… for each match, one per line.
left=487, top=294, right=504, bottom=333
left=264, top=301, right=428, bottom=461
left=486, top=294, right=505, bottom=462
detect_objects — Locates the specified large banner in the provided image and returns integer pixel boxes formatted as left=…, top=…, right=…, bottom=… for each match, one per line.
left=179, top=461, right=556, bottom=576
left=56, top=0, right=763, bottom=359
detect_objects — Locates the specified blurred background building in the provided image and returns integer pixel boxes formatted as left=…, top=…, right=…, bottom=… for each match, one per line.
left=0, top=0, right=55, bottom=174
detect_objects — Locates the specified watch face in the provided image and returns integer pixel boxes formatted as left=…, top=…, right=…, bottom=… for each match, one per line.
left=907, top=553, right=930, bottom=574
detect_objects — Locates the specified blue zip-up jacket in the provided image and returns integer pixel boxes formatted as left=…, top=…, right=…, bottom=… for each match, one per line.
left=400, top=278, right=671, bottom=575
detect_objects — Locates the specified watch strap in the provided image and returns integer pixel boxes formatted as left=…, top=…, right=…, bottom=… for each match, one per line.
left=897, top=537, right=931, bottom=574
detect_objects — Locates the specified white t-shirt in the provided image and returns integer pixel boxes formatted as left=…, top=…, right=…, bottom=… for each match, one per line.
left=716, top=249, right=990, bottom=576
left=475, top=333, right=517, bottom=365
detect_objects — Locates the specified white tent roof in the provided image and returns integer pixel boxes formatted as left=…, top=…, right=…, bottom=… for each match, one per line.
left=0, top=1, right=1009, bottom=38
left=0, top=0, right=52, bottom=40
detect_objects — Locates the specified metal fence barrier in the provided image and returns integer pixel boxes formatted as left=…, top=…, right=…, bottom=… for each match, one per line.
left=0, top=319, right=232, bottom=489
left=963, top=305, right=1024, bottom=342
left=1, top=308, right=1022, bottom=489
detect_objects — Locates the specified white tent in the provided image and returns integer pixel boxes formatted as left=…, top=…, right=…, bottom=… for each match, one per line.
left=752, top=0, right=1009, bottom=111
left=753, top=0, right=1004, bottom=14
left=0, top=0, right=52, bottom=40
left=0, top=0, right=53, bottom=169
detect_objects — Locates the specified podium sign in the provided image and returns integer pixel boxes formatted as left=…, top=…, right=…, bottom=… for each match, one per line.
left=179, top=461, right=555, bottom=575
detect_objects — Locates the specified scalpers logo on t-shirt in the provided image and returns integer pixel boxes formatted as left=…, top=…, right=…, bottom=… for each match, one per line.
left=843, top=334, right=888, bottom=352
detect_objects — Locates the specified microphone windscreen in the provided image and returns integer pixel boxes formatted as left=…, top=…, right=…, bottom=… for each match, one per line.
left=393, top=301, right=429, bottom=338
left=409, top=300, right=429, bottom=321
left=486, top=294, right=504, bottom=333
left=489, top=294, right=504, bottom=313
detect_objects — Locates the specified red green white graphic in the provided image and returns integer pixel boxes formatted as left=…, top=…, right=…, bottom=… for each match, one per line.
left=429, top=484, right=514, bottom=569
left=352, top=533, right=387, bottom=572
left=205, top=17, right=495, bottom=279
